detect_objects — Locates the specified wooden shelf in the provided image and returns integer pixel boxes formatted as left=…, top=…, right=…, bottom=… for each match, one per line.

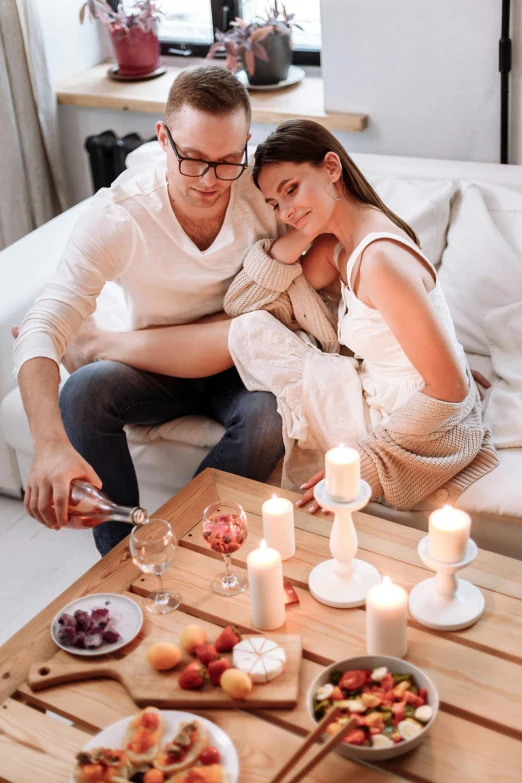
left=56, top=62, right=368, bottom=132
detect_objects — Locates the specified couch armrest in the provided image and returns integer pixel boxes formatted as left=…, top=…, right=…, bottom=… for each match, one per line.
left=0, top=199, right=92, bottom=398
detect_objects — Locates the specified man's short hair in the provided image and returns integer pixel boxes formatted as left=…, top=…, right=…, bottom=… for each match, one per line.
left=165, top=65, right=251, bottom=126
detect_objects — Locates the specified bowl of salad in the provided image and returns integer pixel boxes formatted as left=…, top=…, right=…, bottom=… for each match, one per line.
left=307, top=655, right=438, bottom=761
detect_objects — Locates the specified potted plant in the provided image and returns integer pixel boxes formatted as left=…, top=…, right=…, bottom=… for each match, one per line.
left=80, top=1, right=163, bottom=78
left=207, top=2, right=302, bottom=86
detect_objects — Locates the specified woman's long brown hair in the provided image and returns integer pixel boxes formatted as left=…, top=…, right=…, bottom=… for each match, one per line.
left=253, top=119, right=419, bottom=246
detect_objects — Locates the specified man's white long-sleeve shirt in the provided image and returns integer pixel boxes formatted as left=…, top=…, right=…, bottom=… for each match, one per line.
left=13, top=164, right=281, bottom=375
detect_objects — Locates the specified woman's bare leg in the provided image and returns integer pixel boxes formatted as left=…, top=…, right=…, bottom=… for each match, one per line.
left=63, top=316, right=233, bottom=378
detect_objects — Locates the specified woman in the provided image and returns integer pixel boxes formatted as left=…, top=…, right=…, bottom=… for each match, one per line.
left=61, top=120, right=497, bottom=511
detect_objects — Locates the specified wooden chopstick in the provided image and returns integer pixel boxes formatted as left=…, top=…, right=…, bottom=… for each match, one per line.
left=268, top=706, right=357, bottom=783
left=284, top=716, right=358, bottom=783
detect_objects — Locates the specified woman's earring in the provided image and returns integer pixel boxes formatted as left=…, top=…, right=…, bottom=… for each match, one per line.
left=329, top=180, right=345, bottom=201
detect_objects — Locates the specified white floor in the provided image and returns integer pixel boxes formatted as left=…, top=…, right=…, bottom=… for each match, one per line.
left=0, top=494, right=99, bottom=645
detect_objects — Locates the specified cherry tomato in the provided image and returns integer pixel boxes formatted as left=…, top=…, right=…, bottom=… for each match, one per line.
left=339, top=670, right=367, bottom=691
left=198, top=746, right=221, bottom=765
left=343, top=729, right=366, bottom=746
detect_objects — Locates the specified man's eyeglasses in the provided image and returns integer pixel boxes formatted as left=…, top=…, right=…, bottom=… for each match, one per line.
left=164, top=124, right=248, bottom=181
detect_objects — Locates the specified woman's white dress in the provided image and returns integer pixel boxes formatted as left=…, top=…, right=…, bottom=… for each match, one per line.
left=229, top=231, right=467, bottom=490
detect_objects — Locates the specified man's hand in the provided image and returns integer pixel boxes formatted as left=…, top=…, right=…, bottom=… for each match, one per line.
left=25, top=440, right=102, bottom=530
left=295, top=469, right=329, bottom=515
left=470, top=370, right=491, bottom=401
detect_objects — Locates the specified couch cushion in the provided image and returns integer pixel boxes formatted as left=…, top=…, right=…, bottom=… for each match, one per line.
left=455, top=447, right=522, bottom=519
left=370, top=177, right=456, bottom=266
left=127, top=416, right=225, bottom=449
left=483, top=300, right=522, bottom=447
left=438, top=182, right=522, bottom=355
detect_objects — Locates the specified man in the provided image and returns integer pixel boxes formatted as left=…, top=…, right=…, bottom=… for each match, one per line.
left=14, top=65, right=284, bottom=556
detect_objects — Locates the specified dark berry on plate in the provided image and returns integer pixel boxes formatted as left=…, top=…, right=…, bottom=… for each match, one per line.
left=57, top=626, right=75, bottom=644
left=102, top=628, right=121, bottom=644
left=91, top=607, right=110, bottom=626
left=74, top=611, right=92, bottom=632
left=58, top=613, right=76, bottom=627
left=73, top=632, right=86, bottom=649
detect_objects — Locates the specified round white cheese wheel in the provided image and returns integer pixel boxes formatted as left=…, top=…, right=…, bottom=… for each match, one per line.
left=232, top=637, right=286, bottom=683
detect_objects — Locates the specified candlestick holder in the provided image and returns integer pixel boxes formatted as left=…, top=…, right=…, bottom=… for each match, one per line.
left=408, top=536, right=484, bottom=630
left=308, top=479, right=380, bottom=608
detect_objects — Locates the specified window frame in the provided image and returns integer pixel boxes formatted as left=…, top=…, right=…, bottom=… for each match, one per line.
left=159, top=0, right=320, bottom=66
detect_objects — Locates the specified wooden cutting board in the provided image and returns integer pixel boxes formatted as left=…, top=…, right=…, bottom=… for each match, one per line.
left=28, top=626, right=302, bottom=709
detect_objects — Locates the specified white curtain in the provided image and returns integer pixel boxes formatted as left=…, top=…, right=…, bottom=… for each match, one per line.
left=0, top=0, right=66, bottom=250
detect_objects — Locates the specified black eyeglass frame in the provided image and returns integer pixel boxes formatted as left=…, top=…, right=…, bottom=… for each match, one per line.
left=164, top=124, right=248, bottom=181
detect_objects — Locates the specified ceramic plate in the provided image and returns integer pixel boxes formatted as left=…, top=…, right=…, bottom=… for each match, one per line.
left=236, top=64, right=306, bottom=91
left=70, top=710, right=239, bottom=782
left=51, top=592, right=143, bottom=657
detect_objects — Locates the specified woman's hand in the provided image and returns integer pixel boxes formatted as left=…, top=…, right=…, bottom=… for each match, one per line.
left=295, top=469, right=330, bottom=515
left=470, top=370, right=491, bottom=401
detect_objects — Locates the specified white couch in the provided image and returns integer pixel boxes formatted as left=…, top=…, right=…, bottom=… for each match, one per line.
left=1, top=146, right=522, bottom=557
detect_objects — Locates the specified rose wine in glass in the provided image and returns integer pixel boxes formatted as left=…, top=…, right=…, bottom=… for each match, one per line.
left=130, top=519, right=182, bottom=614
left=202, top=501, right=248, bottom=596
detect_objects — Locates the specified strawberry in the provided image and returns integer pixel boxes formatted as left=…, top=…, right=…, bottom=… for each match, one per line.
left=195, top=643, right=218, bottom=666
left=215, top=625, right=241, bottom=653
left=208, top=656, right=231, bottom=686
left=178, top=662, right=205, bottom=690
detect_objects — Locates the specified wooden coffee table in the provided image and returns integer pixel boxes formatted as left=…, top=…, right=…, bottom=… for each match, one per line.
left=1, top=469, right=521, bottom=782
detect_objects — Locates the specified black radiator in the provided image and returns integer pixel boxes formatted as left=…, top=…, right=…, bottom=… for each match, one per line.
left=85, top=131, right=156, bottom=192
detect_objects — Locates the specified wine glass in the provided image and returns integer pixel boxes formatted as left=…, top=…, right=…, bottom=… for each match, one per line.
left=202, top=501, right=248, bottom=596
left=130, top=519, right=182, bottom=614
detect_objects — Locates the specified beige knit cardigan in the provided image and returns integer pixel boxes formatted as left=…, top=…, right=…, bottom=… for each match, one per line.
left=224, top=238, right=340, bottom=353
left=225, top=239, right=499, bottom=509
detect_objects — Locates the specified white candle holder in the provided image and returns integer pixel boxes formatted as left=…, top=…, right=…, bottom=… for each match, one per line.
left=408, top=535, right=484, bottom=631
left=308, top=479, right=381, bottom=608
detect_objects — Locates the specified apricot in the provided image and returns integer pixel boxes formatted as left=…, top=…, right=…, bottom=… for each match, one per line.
left=146, top=642, right=182, bottom=671
left=180, top=625, right=206, bottom=655
left=143, top=770, right=165, bottom=783
left=220, top=668, right=253, bottom=700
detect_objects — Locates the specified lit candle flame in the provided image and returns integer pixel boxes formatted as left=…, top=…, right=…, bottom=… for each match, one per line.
left=382, top=576, right=392, bottom=587
left=260, top=539, right=267, bottom=550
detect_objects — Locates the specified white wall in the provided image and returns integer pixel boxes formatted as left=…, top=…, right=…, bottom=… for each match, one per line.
left=321, top=0, right=522, bottom=165
left=34, top=0, right=109, bottom=85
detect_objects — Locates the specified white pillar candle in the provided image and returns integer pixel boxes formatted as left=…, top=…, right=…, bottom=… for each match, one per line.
left=366, top=576, right=408, bottom=658
left=262, top=495, right=295, bottom=561
left=325, top=444, right=360, bottom=502
left=246, top=540, right=286, bottom=631
left=429, top=505, right=471, bottom=563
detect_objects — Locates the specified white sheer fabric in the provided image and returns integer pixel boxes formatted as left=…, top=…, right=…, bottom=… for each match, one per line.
left=0, top=0, right=66, bottom=250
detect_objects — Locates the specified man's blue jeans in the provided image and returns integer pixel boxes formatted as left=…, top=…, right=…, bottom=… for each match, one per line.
left=59, top=361, right=284, bottom=557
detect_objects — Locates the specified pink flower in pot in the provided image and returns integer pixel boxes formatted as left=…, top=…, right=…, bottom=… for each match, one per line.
left=80, top=0, right=162, bottom=77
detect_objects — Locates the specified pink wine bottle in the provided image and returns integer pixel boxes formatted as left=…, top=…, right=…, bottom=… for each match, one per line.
left=59, top=480, right=149, bottom=529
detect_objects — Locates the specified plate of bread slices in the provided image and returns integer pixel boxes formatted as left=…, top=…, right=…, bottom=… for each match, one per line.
left=71, top=706, right=238, bottom=783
